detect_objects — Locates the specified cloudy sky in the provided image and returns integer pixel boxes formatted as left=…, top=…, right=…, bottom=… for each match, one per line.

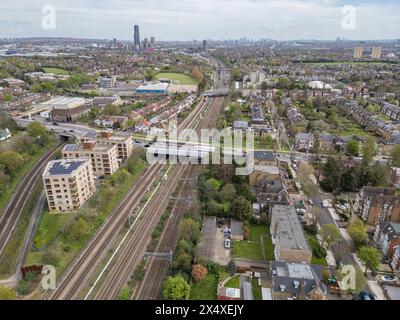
left=0, top=0, right=399, bottom=40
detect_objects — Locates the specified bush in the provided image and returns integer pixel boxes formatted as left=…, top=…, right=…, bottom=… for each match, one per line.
left=191, top=264, right=208, bottom=282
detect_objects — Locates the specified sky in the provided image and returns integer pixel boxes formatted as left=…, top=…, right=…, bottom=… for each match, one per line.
left=0, top=0, right=399, bottom=41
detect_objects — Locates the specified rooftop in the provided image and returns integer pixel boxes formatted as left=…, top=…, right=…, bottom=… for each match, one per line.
left=43, top=159, right=88, bottom=176
left=254, top=151, right=275, bottom=162
left=271, top=205, right=310, bottom=252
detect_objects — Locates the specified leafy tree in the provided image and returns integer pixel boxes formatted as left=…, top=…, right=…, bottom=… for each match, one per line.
left=358, top=246, right=381, bottom=275
left=163, top=275, right=190, bottom=300
left=340, top=169, right=359, bottom=192
left=219, top=183, right=236, bottom=203
left=176, top=239, right=194, bottom=255
left=362, top=136, right=376, bottom=165
left=0, top=285, right=16, bottom=300
left=390, top=144, right=400, bottom=167
left=27, top=121, right=50, bottom=145
left=347, top=217, right=367, bottom=247
left=346, top=140, right=360, bottom=157
left=179, top=218, right=201, bottom=244
left=318, top=224, right=340, bottom=248
left=0, top=151, right=24, bottom=176
left=321, top=157, right=341, bottom=192
left=231, top=196, right=252, bottom=222
left=173, top=252, right=192, bottom=274
left=191, top=264, right=208, bottom=282
left=231, top=68, right=241, bottom=81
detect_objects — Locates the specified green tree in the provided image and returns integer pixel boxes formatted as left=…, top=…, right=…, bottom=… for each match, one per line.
left=321, top=157, right=341, bottom=192
left=318, top=224, right=340, bottom=248
left=362, top=136, right=376, bottom=165
left=27, top=121, right=50, bottom=145
left=163, top=275, right=190, bottom=300
left=231, top=68, right=241, bottom=81
left=0, top=285, right=16, bottom=300
left=0, top=151, right=24, bottom=176
left=219, top=183, right=236, bottom=203
left=179, top=218, right=201, bottom=244
left=231, top=196, right=252, bottom=222
left=347, top=217, right=367, bottom=246
left=346, top=140, right=360, bottom=156
left=65, top=217, right=90, bottom=243
left=358, top=246, right=381, bottom=275
left=173, top=252, right=192, bottom=274
left=391, top=144, right=400, bottom=167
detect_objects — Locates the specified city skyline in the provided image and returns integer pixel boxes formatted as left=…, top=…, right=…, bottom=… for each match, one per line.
left=0, top=0, right=399, bottom=41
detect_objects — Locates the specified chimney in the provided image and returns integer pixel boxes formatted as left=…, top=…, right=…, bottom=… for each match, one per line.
left=100, top=131, right=113, bottom=139
left=82, top=141, right=95, bottom=150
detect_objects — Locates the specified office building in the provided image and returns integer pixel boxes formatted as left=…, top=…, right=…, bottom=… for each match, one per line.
left=134, top=25, right=141, bottom=49
left=150, top=36, right=155, bottom=47
left=62, top=141, right=119, bottom=177
left=79, top=131, right=133, bottom=159
left=371, top=46, right=382, bottom=59
left=353, top=46, right=364, bottom=59
left=43, top=159, right=95, bottom=212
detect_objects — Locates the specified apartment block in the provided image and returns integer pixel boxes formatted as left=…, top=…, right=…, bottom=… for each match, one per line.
left=43, top=159, right=96, bottom=212
left=358, top=187, right=400, bottom=225
left=62, top=141, right=119, bottom=177
left=270, top=205, right=312, bottom=264
left=353, top=46, right=364, bottom=59
left=79, top=131, right=133, bottom=159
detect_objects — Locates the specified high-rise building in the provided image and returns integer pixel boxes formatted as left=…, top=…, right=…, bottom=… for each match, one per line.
left=203, top=39, right=207, bottom=51
left=134, top=25, right=141, bottom=49
left=371, top=46, right=382, bottom=59
left=150, top=36, right=155, bottom=47
left=353, top=46, right=364, bottom=59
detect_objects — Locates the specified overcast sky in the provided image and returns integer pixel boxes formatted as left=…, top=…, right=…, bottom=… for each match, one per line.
left=0, top=0, right=399, bottom=40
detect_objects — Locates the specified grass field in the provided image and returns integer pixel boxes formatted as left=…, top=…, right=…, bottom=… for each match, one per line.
left=42, top=67, right=69, bottom=75
left=190, top=274, right=217, bottom=300
left=155, top=72, right=199, bottom=85
left=224, top=275, right=240, bottom=289
left=252, top=277, right=262, bottom=300
left=232, top=241, right=263, bottom=260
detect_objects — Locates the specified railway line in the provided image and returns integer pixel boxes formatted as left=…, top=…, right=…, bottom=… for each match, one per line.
left=45, top=96, right=215, bottom=300
left=131, top=97, right=223, bottom=300
left=0, top=140, right=66, bottom=257
left=90, top=97, right=224, bottom=300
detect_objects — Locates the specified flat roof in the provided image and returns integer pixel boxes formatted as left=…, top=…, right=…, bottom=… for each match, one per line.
left=40, top=96, right=86, bottom=109
left=272, top=205, right=310, bottom=252
left=43, top=159, right=88, bottom=176
left=63, top=143, right=115, bottom=153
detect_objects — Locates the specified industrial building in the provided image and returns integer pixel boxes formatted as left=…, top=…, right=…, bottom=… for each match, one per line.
left=136, top=82, right=169, bottom=94
left=62, top=141, right=119, bottom=177
left=44, top=96, right=90, bottom=123
left=270, top=205, right=312, bottom=263
left=99, top=76, right=117, bottom=89
left=79, top=131, right=133, bottom=159
left=42, top=159, right=96, bottom=212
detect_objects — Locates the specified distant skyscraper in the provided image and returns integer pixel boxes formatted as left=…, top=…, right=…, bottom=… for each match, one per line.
left=134, top=25, right=141, bottom=49
left=353, top=46, right=364, bottom=59
left=150, top=36, right=155, bottom=47
left=203, top=39, right=207, bottom=51
left=371, top=46, right=382, bottom=59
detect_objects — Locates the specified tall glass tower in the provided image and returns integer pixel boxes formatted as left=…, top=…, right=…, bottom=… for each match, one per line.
left=134, top=25, right=141, bottom=49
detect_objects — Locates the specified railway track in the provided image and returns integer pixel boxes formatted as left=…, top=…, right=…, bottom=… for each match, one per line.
left=0, top=140, right=66, bottom=257
left=132, top=165, right=199, bottom=299
left=45, top=96, right=214, bottom=300
left=90, top=97, right=224, bottom=300
left=132, top=97, right=223, bottom=300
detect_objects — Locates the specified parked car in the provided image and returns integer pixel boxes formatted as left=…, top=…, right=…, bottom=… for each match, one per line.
left=224, top=239, right=231, bottom=249
left=381, top=275, right=398, bottom=283
left=359, top=291, right=371, bottom=300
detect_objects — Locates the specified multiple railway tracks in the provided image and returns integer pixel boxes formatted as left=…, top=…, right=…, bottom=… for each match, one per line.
left=46, top=96, right=223, bottom=300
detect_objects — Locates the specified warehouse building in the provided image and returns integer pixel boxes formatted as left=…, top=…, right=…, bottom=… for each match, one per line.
left=42, top=159, right=95, bottom=212
left=79, top=131, right=133, bottom=159
left=45, top=96, right=90, bottom=123
left=62, top=141, right=119, bottom=177
left=136, top=82, right=169, bottom=94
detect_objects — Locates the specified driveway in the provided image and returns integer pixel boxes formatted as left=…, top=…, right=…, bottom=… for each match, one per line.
left=213, top=227, right=231, bottom=266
